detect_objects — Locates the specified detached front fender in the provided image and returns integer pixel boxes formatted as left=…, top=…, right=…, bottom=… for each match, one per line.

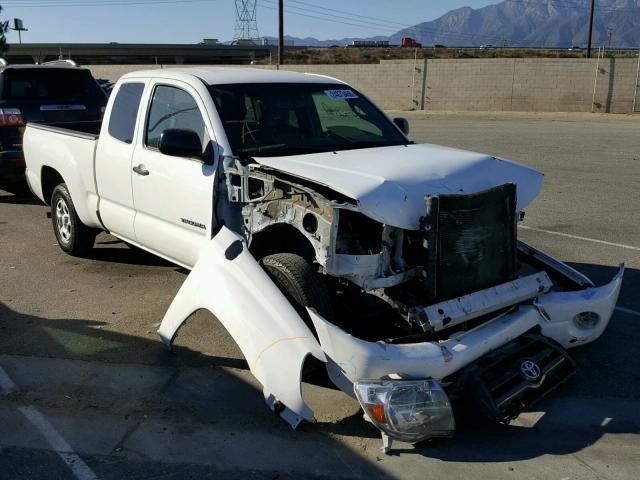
left=158, top=226, right=325, bottom=427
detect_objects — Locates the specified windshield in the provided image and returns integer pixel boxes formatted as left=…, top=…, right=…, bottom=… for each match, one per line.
left=209, top=83, right=407, bottom=157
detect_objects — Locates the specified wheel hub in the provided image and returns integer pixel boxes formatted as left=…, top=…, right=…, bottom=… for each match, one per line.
left=55, top=198, right=72, bottom=242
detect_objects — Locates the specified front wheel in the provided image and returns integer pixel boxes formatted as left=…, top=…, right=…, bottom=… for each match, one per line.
left=51, top=184, right=96, bottom=256
left=260, top=253, right=335, bottom=327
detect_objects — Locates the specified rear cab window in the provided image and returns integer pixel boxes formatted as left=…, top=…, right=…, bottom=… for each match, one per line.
left=108, top=82, right=145, bottom=143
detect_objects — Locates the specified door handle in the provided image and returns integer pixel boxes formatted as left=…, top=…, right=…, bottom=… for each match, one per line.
left=133, top=164, right=149, bottom=176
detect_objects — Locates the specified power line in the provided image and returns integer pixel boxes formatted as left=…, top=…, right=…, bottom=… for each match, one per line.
left=0, top=0, right=211, bottom=2
left=0, top=0, right=216, bottom=7
left=6, top=0, right=516, bottom=45
left=260, top=0, right=405, bottom=32
left=4, top=0, right=637, bottom=47
left=285, top=0, right=408, bottom=29
left=507, top=0, right=640, bottom=13
left=257, top=2, right=398, bottom=34
left=259, top=0, right=524, bottom=44
left=259, top=1, right=505, bottom=44
left=260, top=0, right=638, bottom=46
left=260, top=1, right=530, bottom=45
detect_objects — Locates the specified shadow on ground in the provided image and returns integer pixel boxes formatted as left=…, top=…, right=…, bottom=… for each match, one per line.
left=0, top=302, right=386, bottom=479
left=0, top=261, right=638, bottom=468
left=0, top=187, right=38, bottom=204
left=1, top=184, right=638, bottom=468
left=88, top=237, right=177, bottom=268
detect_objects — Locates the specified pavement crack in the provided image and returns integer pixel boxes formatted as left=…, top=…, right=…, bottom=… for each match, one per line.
left=571, top=452, right=610, bottom=480
left=158, top=368, right=180, bottom=395
left=109, top=420, right=143, bottom=457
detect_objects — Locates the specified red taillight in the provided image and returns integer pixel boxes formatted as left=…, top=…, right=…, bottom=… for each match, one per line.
left=0, top=108, right=25, bottom=127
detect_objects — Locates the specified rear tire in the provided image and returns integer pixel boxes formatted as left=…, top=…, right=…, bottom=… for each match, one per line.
left=51, top=183, right=96, bottom=256
left=260, top=253, right=335, bottom=326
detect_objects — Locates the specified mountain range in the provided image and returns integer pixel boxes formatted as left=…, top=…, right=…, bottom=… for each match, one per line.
left=272, top=0, right=640, bottom=48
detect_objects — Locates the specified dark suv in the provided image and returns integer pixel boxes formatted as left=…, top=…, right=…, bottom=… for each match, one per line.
left=0, top=60, right=107, bottom=187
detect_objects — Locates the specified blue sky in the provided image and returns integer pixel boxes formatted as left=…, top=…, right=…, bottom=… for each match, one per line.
left=0, top=0, right=495, bottom=44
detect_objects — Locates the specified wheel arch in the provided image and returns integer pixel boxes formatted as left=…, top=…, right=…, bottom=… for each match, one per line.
left=249, top=223, right=317, bottom=263
left=41, top=166, right=65, bottom=205
left=40, top=164, right=101, bottom=229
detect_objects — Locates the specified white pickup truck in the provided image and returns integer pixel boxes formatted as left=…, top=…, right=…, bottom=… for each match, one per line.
left=24, top=67, right=623, bottom=451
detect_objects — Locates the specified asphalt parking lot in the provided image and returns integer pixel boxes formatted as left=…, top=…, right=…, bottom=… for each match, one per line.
left=1, top=111, right=639, bottom=479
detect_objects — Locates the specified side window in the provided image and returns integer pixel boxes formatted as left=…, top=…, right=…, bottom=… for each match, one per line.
left=145, top=85, right=206, bottom=150
left=108, top=82, right=144, bottom=143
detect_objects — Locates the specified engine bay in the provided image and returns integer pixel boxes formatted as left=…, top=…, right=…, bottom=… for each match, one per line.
left=220, top=157, right=594, bottom=345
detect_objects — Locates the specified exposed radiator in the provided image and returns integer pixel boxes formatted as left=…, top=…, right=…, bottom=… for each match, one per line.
left=422, top=183, right=518, bottom=303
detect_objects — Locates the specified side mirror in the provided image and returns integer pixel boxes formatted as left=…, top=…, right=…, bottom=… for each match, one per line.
left=159, top=128, right=202, bottom=159
left=393, top=117, right=410, bottom=136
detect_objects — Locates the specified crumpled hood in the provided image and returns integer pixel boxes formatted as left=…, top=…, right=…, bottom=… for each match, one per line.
left=254, top=143, right=544, bottom=230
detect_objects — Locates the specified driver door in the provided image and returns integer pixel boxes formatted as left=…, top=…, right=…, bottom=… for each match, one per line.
left=131, top=80, right=216, bottom=268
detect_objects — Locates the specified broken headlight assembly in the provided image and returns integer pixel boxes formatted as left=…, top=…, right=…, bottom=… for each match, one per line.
left=354, top=378, right=455, bottom=443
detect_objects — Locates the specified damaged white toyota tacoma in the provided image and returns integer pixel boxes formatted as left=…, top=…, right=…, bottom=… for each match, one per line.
left=23, top=67, right=623, bottom=451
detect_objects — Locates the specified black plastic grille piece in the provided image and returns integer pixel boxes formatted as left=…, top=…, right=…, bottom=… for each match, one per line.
left=447, top=332, right=577, bottom=423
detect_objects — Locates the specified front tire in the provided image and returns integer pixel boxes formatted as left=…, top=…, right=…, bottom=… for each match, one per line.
left=260, top=253, right=335, bottom=326
left=51, top=183, right=96, bottom=256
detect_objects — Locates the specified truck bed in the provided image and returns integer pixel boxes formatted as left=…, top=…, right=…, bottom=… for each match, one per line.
left=23, top=121, right=103, bottom=229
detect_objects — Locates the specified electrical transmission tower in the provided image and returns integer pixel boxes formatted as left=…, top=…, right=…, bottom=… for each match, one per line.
left=234, top=0, right=259, bottom=42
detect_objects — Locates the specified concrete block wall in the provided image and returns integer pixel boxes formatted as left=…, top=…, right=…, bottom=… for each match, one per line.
left=423, top=58, right=517, bottom=111
left=284, top=61, right=416, bottom=110
left=87, top=57, right=640, bottom=113
left=510, top=58, right=595, bottom=112
left=88, top=62, right=417, bottom=111
left=591, top=58, right=640, bottom=113
left=423, top=57, right=639, bottom=113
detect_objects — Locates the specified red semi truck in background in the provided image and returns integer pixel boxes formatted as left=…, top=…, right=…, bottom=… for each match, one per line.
left=401, top=37, right=422, bottom=48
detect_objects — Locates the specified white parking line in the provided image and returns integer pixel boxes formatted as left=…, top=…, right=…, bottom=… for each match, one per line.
left=0, top=365, right=17, bottom=392
left=0, top=366, right=98, bottom=480
left=18, top=406, right=98, bottom=480
left=616, top=306, right=640, bottom=318
left=518, top=225, right=640, bottom=251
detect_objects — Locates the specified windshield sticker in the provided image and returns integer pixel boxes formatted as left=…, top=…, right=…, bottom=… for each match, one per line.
left=324, top=89, right=359, bottom=100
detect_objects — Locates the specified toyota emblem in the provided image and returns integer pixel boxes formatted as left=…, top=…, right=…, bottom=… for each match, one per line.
left=520, top=360, right=541, bottom=382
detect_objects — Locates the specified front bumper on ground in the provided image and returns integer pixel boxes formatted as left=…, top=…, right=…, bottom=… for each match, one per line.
left=308, top=264, right=624, bottom=396
left=309, top=265, right=622, bottom=449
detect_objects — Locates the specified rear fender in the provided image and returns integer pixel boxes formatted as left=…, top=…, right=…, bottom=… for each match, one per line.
left=157, top=226, right=325, bottom=427
left=23, top=124, right=100, bottom=227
